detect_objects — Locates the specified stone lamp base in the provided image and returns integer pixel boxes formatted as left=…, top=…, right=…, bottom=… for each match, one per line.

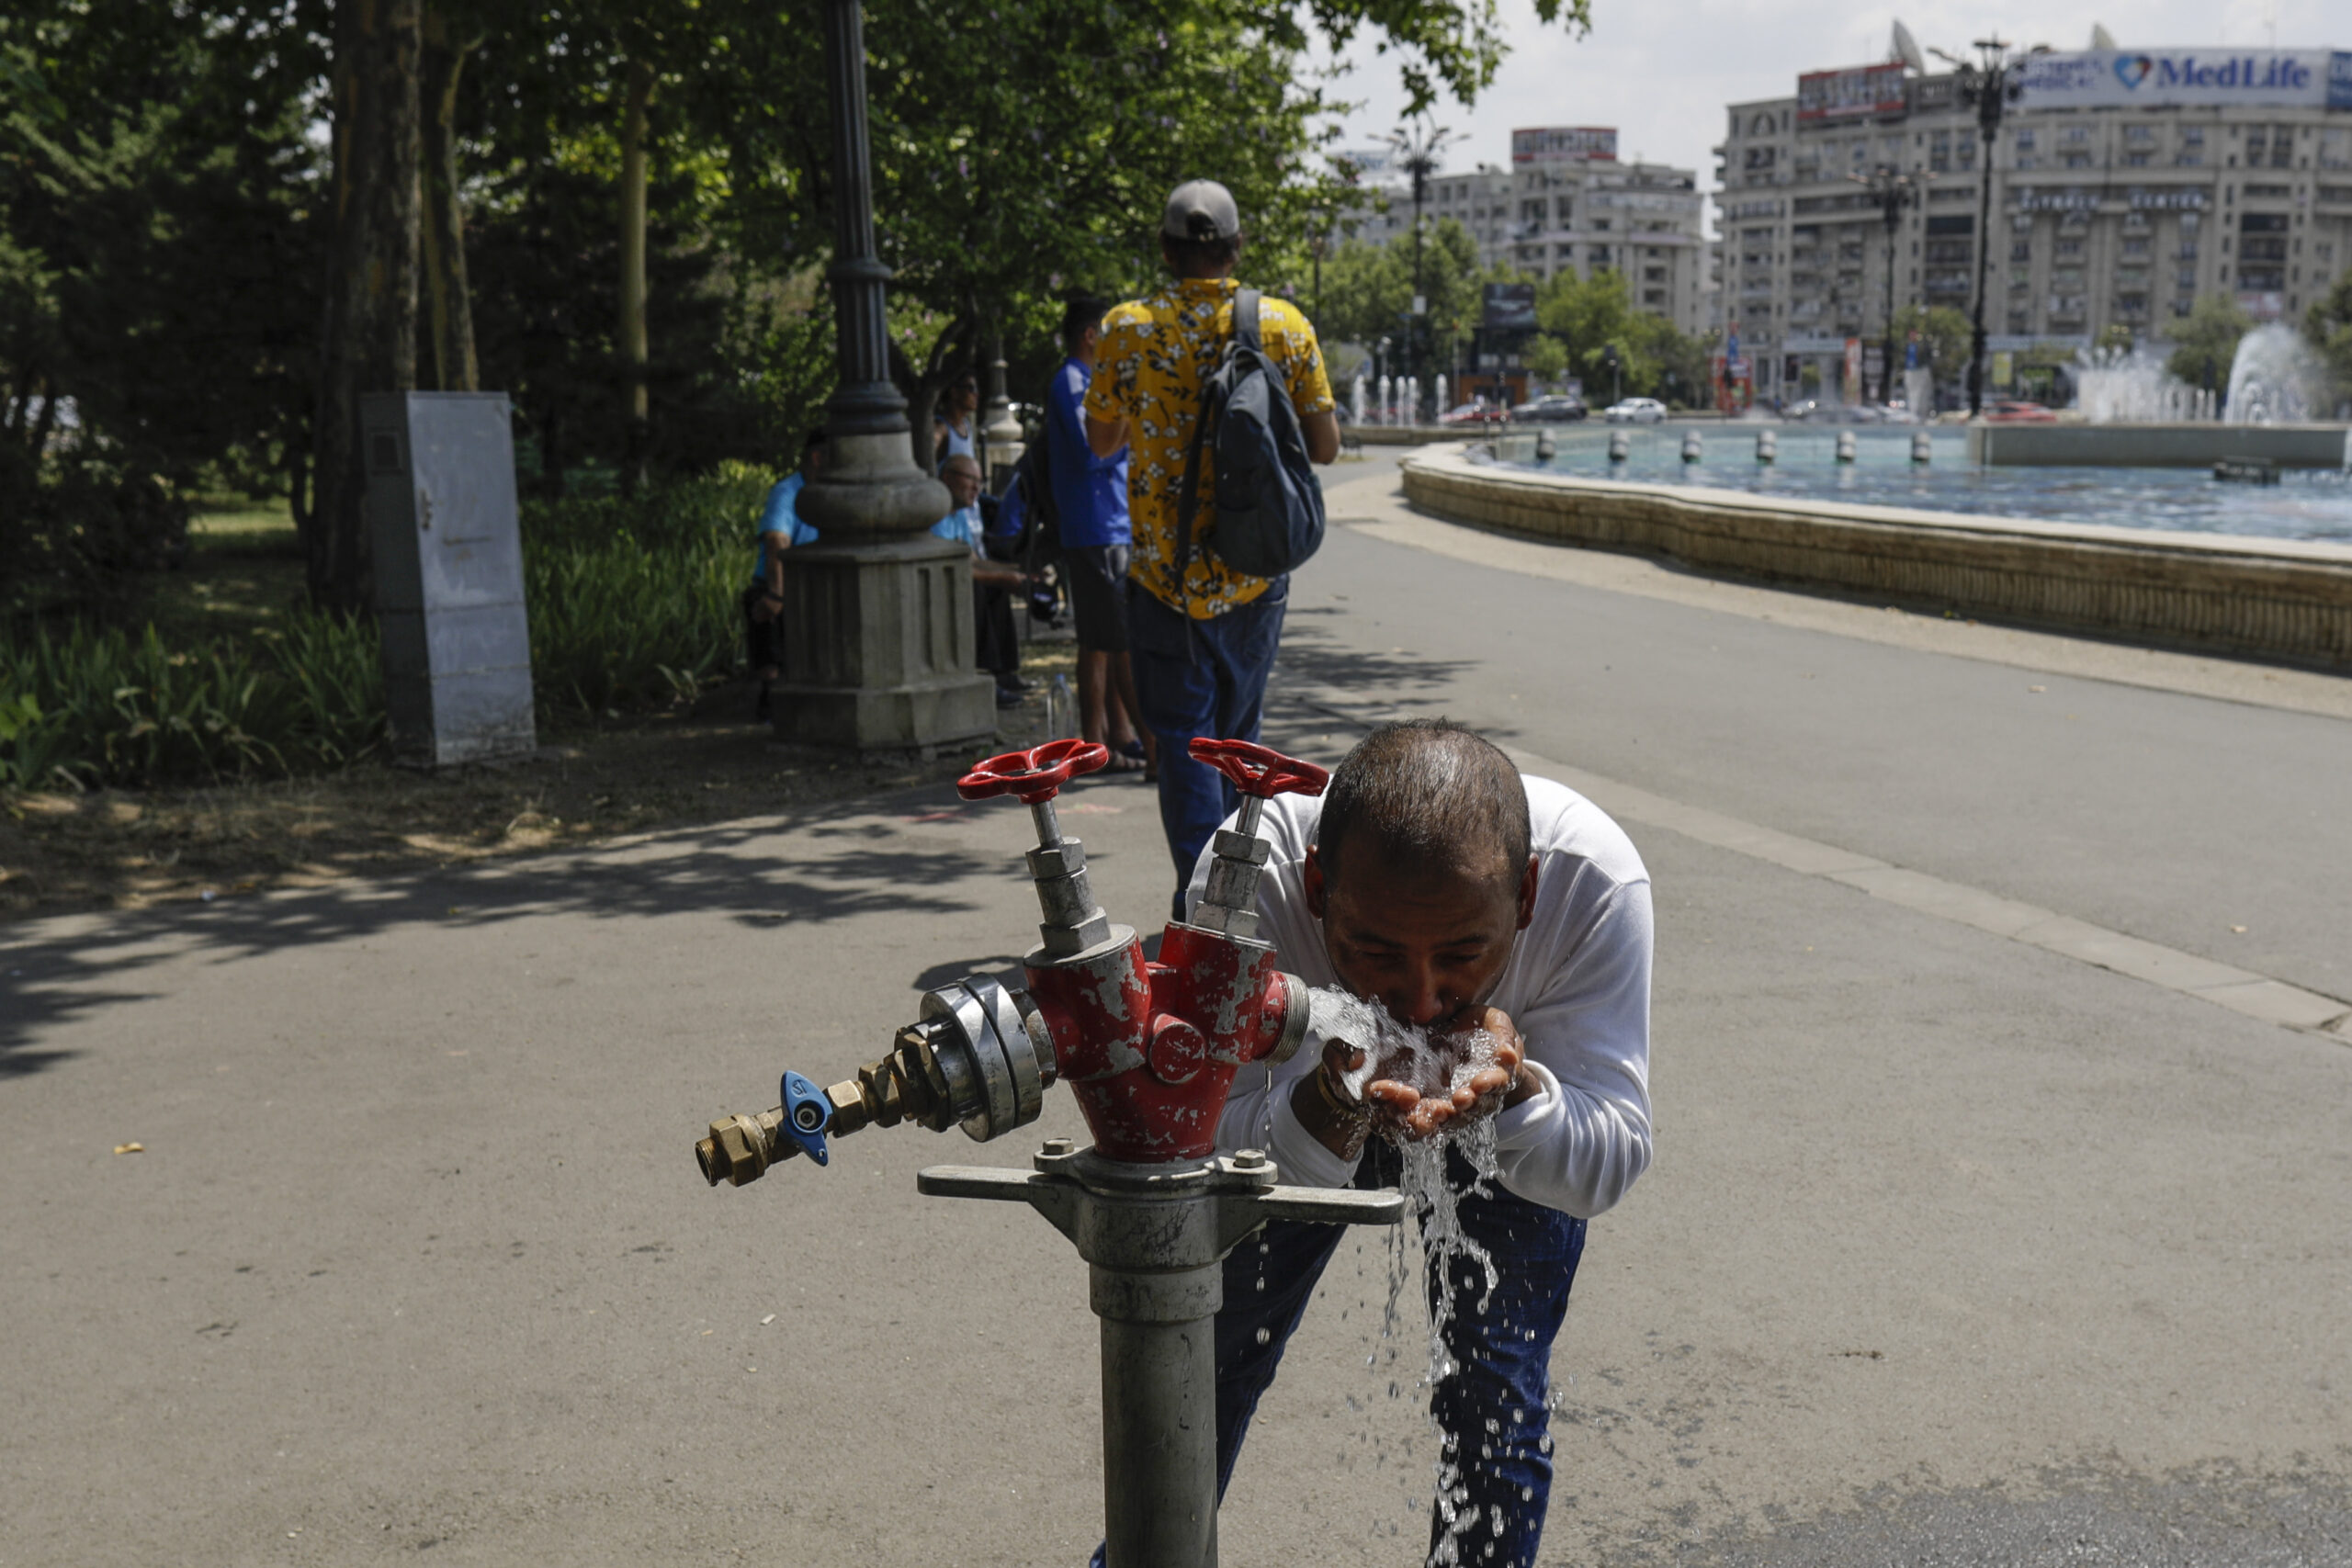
left=770, top=532, right=997, bottom=753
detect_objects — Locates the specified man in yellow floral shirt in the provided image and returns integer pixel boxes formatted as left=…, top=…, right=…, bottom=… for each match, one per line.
left=1084, top=179, right=1340, bottom=906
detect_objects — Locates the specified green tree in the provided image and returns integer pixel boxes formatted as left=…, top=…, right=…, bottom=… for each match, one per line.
left=1533, top=268, right=1704, bottom=402
left=2303, top=270, right=2352, bottom=406
left=2165, top=293, right=2250, bottom=396
left=2, top=3, right=327, bottom=618
left=1521, top=333, right=1569, bottom=386
left=1891, top=303, right=1971, bottom=381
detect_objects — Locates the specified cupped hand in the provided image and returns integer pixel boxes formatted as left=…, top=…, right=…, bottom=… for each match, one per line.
left=1358, top=1008, right=1526, bottom=1144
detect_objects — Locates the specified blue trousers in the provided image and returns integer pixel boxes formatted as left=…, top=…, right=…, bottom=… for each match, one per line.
left=1219, top=1144, right=1585, bottom=1567
left=1125, top=579, right=1288, bottom=899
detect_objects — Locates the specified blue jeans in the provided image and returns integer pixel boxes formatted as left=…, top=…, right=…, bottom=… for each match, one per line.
left=1219, top=1144, right=1586, bottom=1567
left=1125, top=578, right=1288, bottom=897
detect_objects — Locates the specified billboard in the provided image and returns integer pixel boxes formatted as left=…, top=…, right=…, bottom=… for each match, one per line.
left=1511, top=126, right=1618, bottom=164
left=1797, top=63, right=1907, bottom=123
left=1483, top=282, right=1538, bottom=332
left=2017, top=50, right=2352, bottom=110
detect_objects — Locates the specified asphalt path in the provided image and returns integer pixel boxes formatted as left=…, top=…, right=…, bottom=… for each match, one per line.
left=4, top=459, right=2348, bottom=1566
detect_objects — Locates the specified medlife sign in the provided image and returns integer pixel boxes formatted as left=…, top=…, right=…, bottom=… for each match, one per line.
left=2017, top=49, right=2350, bottom=110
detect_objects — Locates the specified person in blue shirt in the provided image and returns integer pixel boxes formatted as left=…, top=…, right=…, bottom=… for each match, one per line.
left=937, top=453, right=1035, bottom=706
left=746, top=428, right=826, bottom=720
left=1048, top=296, right=1153, bottom=775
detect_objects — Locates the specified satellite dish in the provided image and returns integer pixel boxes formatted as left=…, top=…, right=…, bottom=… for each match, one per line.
left=1892, top=19, right=1928, bottom=73
left=2090, top=22, right=2118, bottom=50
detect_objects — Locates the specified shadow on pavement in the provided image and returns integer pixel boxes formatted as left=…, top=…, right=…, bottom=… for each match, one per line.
left=0, top=778, right=1006, bottom=1076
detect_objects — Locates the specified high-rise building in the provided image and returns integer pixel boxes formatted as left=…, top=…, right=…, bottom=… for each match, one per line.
left=1336, top=129, right=1712, bottom=340
left=1714, top=46, right=2352, bottom=404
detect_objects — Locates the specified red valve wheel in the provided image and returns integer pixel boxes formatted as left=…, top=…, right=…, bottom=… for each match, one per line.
left=1187, top=739, right=1329, bottom=799
left=957, top=739, right=1111, bottom=805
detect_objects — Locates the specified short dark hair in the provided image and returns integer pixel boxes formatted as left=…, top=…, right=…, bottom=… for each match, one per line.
left=1162, top=233, right=1242, bottom=277
left=1316, top=719, right=1530, bottom=892
left=1061, top=296, right=1111, bottom=350
left=801, top=424, right=830, bottom=454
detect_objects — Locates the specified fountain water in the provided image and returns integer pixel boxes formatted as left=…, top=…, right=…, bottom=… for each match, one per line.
left=1405, top=377, right=1420, bottom=427
left=2076, top=345, right=2210, bottom=423
left=1378, top=376, right=1393, bottom=427
left=1435, top=375, right=1448, bottom=421
left=2225, top=323, right=2332, bottom=424
left=1352, top=375, right=1366, bottom=427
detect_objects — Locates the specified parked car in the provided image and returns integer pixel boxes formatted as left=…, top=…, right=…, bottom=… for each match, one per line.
left=1602, top=398, right=1668, bottom=423
left=1982, top=399, right=2058, bottom=423
left=1510, top=394, right=1589, bottom=423
left=1437, top=401, right=1510, bottom=427
left=1794, top=401, right=1892, bottom=424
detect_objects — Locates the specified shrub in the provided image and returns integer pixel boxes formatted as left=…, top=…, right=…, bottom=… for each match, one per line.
left=519, top=463, right=775, bottom=715
left=1, top=465, right=777, bottom=791
left=0, top=613, right=381, bottom=791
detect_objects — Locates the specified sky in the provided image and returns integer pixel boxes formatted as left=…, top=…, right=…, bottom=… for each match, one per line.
left=1311, top=0, right=2345, bottom=233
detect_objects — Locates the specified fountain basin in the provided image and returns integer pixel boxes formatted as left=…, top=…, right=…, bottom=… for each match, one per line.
left=1402, top=445, right=2352, bottom=671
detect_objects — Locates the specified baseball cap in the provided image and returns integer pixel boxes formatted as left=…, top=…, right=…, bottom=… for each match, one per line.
left=1161, top=179, right=1241, bottom=242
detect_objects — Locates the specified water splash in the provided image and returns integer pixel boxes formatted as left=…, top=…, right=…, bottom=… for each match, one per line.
left=2075, top=345, right=2213, bottom=423
left=2225, top=322, right=2330, bottom=425
left=1309, top=987, right=1506, bottom=1565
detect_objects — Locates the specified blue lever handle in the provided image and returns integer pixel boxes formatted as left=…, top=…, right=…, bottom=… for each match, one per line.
left=779, top=1071, right=831, bottom=1166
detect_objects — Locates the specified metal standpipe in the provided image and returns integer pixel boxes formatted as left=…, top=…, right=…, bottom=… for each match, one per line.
left=921, top=1145, right=1399, bottom=1568
left=693, top=737, right=1402, bottom=1567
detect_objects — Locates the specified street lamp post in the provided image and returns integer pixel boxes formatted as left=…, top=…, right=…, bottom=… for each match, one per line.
left=1385, top=118, right=1461, bottom=421
left=1939, top=36, right=2023, bottom=418
left=1849, top=164, right=1932, bottom=406
left=781, top=0, right=993, bottom=751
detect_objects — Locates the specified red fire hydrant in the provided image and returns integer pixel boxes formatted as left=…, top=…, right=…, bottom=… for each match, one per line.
left=959, top=737, right=1328, bottom=1163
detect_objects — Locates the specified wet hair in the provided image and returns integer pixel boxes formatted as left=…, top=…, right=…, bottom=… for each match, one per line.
left=1162, top=233, right=1242, bottom=277
left=1316, top=719, right=1530, bottom=894
left=1061, top=295, right=1112, bottom=351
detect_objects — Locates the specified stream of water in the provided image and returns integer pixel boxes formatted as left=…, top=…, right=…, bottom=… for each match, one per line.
left=1306, top=987, right=1518, bottom=1563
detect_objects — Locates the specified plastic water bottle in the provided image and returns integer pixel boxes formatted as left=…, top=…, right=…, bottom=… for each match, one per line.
left=1047, top=673, right=1072, bottom=739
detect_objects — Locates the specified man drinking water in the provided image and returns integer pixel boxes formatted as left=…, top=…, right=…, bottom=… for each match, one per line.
left=1202, top=718, right=1655, bottom=1566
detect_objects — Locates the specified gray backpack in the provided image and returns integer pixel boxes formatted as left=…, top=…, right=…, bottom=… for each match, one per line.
left=1173, top=290, right=1326, bottom=581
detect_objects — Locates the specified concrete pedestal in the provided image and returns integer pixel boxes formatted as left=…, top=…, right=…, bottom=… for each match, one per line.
left=770, top=532, right=996, bottom=751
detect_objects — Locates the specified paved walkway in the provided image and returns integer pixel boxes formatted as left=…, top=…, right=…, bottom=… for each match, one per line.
left=4, top=468, right=2348, bottom=1565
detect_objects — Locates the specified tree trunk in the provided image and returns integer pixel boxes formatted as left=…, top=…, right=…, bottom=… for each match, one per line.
left=617, top=56, right=655, bottom=494
left=310, top=0, right=422, bottom=614
left=418, top=6, right=480, bottom=393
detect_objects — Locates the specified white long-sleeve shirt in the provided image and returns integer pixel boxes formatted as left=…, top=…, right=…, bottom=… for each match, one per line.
left=1194, top=775, right=1654, bottom=1219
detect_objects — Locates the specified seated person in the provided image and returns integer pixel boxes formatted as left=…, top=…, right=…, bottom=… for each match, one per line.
left=937, top=454, right=1032, bottom=707
left=1199, top=718, right=1654, bottom=1568
left=744, top=427, right=825, bottom=720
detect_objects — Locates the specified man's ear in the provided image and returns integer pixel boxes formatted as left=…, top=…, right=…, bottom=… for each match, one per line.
left=1305, top=844, right=1328, bottom=922
left=1516, top=854, right=1539, bottom=931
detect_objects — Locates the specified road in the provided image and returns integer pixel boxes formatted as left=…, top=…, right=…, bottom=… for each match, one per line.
left=4, top=457, right=2348, bottom=1566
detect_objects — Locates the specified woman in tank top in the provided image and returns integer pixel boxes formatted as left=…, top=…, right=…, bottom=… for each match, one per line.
left=935, top=373, right=978, bottom=469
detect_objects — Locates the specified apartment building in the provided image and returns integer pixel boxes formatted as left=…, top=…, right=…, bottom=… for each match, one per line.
left=1714, top=47, right=2352, bottom=402
left=1337, top=128, right=1712, bottom=339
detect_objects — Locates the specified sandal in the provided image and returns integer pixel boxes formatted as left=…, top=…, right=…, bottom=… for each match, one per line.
left=1104, top=750, right=1148, bottom=774
left=1114, top=737, right=1148, bottom=761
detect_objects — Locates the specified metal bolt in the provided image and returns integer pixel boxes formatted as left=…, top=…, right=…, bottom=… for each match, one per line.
left=1042, top=1137, right=1075, bottom=1156
left=793, top=1102, right=825, bottom=1132
left=1232, top=1148, right=1267, bottom=1170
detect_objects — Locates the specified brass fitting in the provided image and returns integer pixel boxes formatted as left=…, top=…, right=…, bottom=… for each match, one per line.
left=696, top=1108, right=789, bottom=1187
left=693, top=1026, right=959, bottom=1188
